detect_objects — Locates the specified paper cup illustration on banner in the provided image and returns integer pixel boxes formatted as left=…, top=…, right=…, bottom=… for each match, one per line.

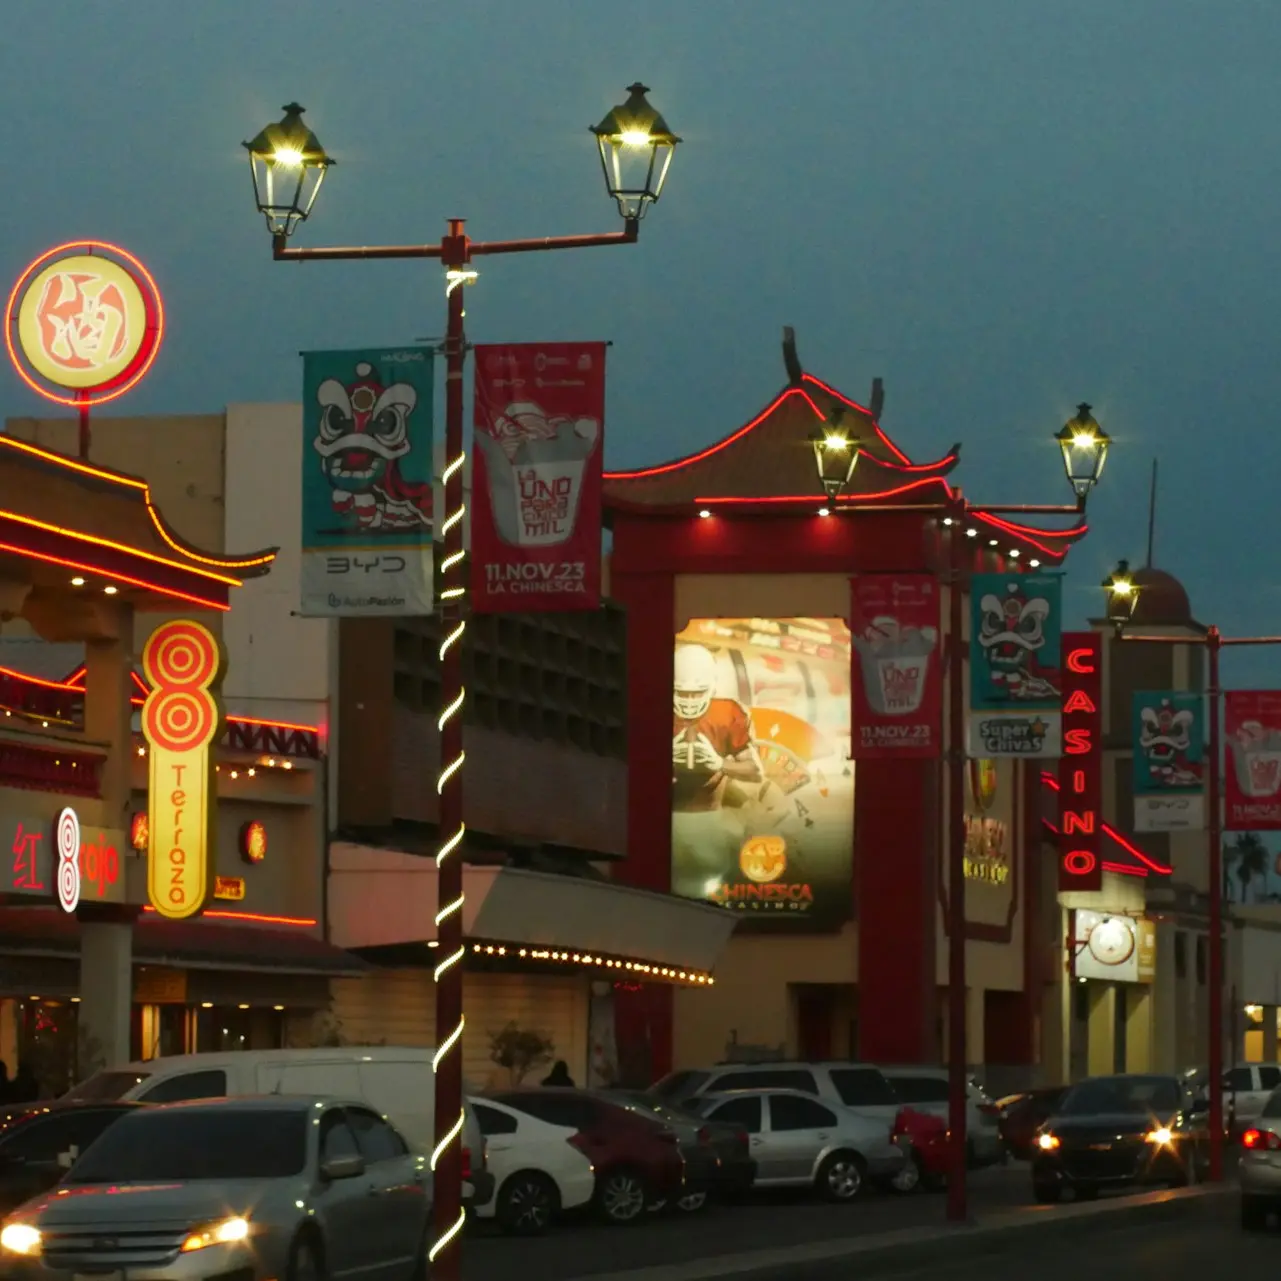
left=852, top=615, right=938, bottom=716
left=475, top=401, right=600, bottom=547
left=1231, top=720, right=1281, bottom=798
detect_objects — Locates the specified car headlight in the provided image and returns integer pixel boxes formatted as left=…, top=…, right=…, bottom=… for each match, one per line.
left=0, top=1223, right=41, bottom=1256
left=1145, top=1127, right=1173, bottom=1147
left=180, top=1217, right=250, bottom=1253
left=1037, top=1133, right=1060, bottom=1151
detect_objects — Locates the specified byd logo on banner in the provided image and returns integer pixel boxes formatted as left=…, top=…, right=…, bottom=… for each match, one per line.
left=1059, top=632, right=1103, bottom=891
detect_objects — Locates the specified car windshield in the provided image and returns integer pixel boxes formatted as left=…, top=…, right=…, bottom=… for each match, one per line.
left=63, top=1071, right=150, bottom=1102
left=1060, top=1076, right=1182, bottom=1117
left=67, top=1109, right=308, bottom=1182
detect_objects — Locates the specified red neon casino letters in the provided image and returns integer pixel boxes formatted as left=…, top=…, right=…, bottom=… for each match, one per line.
left=1059, top=632, right=1103, bottom=891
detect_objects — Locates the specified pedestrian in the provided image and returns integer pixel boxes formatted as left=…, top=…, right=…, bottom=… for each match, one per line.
left=542, top=1060, right=575, bottom=1088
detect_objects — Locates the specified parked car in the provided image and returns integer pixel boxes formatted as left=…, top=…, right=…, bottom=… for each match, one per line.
left=65, top=1046, right=492, bottom=1209
left=1224, top=1064, right=1281, bottom=1134
left=878, top=1067, right=1004, bottom=1166
left=1239, top=1086, right=1281, bottom=1228
left=889, top=1107, right=950, bottom=1191
left=488, top=1089, right=685, bottom=1225
left=998, top=1086, right=1068, bottom=1159
left=650, top=1061, right=902, bottom=1127
left=0, top=1097, right=430, bottom=1281
left=689, top=1089, right=907, bottom=1201
left=468, top=1096, right=595, bottom=1235
left=0, top=1102, right=141, bottom=1216
left=604, top=1090, right=756, bottom=1211
left=1030, top=1073, right=1207, bottom=1203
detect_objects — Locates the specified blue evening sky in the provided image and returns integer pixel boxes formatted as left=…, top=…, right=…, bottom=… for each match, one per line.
left=1, top=0, right=1278, bottom=685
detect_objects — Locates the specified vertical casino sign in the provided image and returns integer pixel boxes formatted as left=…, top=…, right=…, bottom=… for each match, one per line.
left=1059, top=632, right=1103, bottom=891
left=6, top=240, right=164, bottom=407
left=141, top=621, right=226, bottom=920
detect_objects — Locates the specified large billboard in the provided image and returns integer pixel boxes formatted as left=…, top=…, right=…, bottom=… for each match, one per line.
left=671, top=618, right=854, bottom=931
left=299, top=347, right=435, bottom=617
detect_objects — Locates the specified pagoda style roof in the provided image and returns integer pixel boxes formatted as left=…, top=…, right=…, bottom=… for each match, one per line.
left=0, top=433, right=277, bottom=612
left=603, top=330, right=1088, bottom=565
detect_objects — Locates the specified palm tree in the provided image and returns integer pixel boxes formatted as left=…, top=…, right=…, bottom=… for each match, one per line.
left=1225, top=832, right=1270, bottom=903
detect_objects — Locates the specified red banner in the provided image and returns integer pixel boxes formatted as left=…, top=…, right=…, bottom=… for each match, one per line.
left=849, top=574, right=941, bottom=758
left=1059, top=632, right=1103, bottom=891
left=470, top=342, right=606, bottom=613
left=1226, top=690, right=1281, bottom=830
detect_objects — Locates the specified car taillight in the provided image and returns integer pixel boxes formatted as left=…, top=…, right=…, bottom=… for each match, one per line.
left=891, top=1108, right=909, bottom=1139
left=697, top=1127, right=713, bottom=1144
left=1242, top=1128, right=1281, bottom=1151
left=461, top=1147, right=472, bottom=1180
left=736, top=1130, right=749, bottom=1149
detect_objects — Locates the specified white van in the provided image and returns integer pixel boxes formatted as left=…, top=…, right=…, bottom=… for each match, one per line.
left=65, top=1047, right=492, bottom=1206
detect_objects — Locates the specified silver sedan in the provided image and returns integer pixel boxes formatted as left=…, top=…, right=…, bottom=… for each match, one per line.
left=0, top=1095, right=432, bottom=1281
left=690, top=1089, right=907, bottom=1201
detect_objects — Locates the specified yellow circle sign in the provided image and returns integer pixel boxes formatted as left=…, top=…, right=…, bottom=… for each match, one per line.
left=15, top=253, right=150, bottom=390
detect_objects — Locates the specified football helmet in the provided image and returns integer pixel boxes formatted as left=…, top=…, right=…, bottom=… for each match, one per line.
left=674, top=644, right=718, bottom=721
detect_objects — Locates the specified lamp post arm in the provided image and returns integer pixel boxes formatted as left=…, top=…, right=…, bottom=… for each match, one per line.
left=470, top=223, right=639, bottom=256
left=272, top=237, right=445, bottom=261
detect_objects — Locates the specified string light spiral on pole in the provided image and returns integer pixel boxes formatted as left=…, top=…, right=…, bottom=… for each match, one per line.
left=428, top=265, right=474, bottom=1267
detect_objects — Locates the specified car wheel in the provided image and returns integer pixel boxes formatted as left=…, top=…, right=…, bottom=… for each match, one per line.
left=817, top=1150, right=867, bottom=1203
left=287, top=1231, right=325, bottom=1281
left=1032, top=1181, right=1061, bottom=1204
left=676, top=1190, right=709, bottom=1213
left=496, top=1171, right=560, bottom=1236
left=889, top=1151, right=923, bottom=1194
left=1241, top=1196, right=1269, bottom=1231
left=595, top=1168, right=649, bottom=1225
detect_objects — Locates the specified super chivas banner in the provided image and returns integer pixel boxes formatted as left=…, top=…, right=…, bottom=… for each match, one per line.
left=968, top=572, right=1063, bottom=758
left=1132, top=691, right=1205, bottom=831
left=471, top=342, right=606, bottom=613
left=299, top=348, right=435, bottom=617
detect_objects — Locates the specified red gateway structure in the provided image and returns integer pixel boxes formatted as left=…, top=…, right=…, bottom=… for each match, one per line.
left=603, top=332, right=1168, bottom=1094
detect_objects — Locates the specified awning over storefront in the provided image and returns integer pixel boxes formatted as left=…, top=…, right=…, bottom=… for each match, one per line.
left=328, top=843, right=736, bottom=975
left=0, top=907, right=369, bottom=976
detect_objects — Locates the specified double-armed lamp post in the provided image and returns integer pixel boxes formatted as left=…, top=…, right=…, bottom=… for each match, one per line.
left=813, top=405, right=1110, bottom=1222
left=241, top=86, right=679, bottom=1281
left=1103, top=564, right=1281, bottom=1182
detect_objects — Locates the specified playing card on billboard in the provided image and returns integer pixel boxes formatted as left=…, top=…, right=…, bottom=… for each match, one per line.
left=849, top=574, right=940, bottom=758
left=1132, top=691, right=1205, bottom=832
left=471, top=342, right=606, bottom=613
left=1226, top=691, right=1281, bottom=831
left=968, top=572, right=1063, bottom=758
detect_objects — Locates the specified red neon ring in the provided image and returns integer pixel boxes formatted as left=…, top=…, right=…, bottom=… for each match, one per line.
left=1063, top=849, right=1098, bottom=876
left=5, top=240, right=165, bottom=408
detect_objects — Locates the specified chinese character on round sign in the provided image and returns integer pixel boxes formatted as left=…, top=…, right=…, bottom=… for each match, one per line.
left=5, top=241, right=164, bottom=408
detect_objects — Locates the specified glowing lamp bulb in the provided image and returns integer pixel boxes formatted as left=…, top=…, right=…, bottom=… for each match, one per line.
left=619, top=130, right=652, bottom=146
left=1071, top=432, right=1097, bottom=449
left=822, top=432, right=849, bottom=451
left=1111, top=579, right=1134, bottom=597
left=272, top=147, right=305, bottom=167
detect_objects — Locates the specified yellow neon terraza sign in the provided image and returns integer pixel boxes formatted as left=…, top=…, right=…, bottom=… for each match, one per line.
left=141, top=620, right=225, bottom=919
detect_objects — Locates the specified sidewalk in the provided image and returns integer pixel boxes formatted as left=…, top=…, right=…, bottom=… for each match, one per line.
left=573, top=1184, right=1235, bottom=1281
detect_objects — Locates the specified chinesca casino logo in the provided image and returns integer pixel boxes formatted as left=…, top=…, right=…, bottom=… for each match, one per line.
left=6, top=241, right=164, bottom=407
left=739, top=834, right=787, bottom=883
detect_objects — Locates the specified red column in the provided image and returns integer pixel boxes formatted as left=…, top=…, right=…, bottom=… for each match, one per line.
left=856, top=757, right=938, bottom=1062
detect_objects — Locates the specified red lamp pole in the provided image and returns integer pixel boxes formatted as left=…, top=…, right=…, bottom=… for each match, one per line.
left=271, top=216, right=640, bottom=1281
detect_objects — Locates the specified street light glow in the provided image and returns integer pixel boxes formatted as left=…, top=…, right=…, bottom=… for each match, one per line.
left=620, top=130, right=653, bottom=147
left=823, top=432, right=849, bottom=451
left=271, top=147, right=305, bottom=167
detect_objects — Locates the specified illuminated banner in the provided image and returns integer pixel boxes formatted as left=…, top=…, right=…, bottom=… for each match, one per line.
left=141, top=620, right=226, bottom=920
left=471, top=342, right=606, bottom=613
left=849, top=573, right=941, bottom=758
left=968, top=572, right=1063, bottom=758
left=1059, top=632, right=1103, bottom=891
left=1132, top=691, right=1205, bottom=832
left=6, top=240, right=164, bottom=408
left=1225, top=691, right=1281, bottom=830
left=671, top=618, right=853, bottom=932
left=1, top=808, right=127, bottom=905
left=300, top=348, right=434, bottom=617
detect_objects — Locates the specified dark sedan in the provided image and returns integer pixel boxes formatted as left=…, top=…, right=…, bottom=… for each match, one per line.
left=1030, top=1074, right=1208, bottom=1202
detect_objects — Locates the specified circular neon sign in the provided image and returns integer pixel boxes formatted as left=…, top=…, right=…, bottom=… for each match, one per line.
left=5, top=240, right=164, bottom=407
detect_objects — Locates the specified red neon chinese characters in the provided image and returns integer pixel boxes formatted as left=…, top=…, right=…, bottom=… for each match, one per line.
left=1059, top=632, right=1103, bottom=891
left=10, top=822, right=45, bottom=891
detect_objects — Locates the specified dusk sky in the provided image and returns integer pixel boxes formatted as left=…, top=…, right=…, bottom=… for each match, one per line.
left=1, top=0, right=1277, bottom=684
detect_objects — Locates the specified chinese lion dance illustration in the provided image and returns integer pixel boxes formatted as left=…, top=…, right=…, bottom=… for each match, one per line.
left=1138, top=698, right=1201, bottom=787
left=314, top=361, right=432, bottom=530
left=976, top=581, right=1059, bottom=700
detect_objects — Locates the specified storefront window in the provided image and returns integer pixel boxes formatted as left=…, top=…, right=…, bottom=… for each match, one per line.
left=193, top=1006, right=285, bottom=1053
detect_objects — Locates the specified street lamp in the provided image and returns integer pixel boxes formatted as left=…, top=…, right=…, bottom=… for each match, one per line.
left=242, top=103, right=333, bottom=239
left=809, top=416, right=860, bottom=504
left=242, top=87, right=676, bottom=1281
left=591, top=83, right=680, bottom=220
left=1055, top=403, right=1111, bottom=503
left=1102, top=559, right=1139, bottom=632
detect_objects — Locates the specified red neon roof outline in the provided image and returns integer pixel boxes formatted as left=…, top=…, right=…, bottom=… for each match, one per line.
left=974, top=511, right=1084, bottom=541
left=800, top=373, right=912, bottom=466
left=696, top=477, right=955, bottom=506
left=5, top=240, right=165, bottom=409
left=969, top=514, right=1080, bottom=560
left=141, top=905, right=316, bottom=928
left=1039, top=771, right=1172, bottom=874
